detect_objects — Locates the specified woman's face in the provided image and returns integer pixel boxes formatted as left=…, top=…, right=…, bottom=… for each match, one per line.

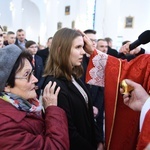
left=70, top=36, right=85, bottom=67
left=5, top=59, right=38, bottom=99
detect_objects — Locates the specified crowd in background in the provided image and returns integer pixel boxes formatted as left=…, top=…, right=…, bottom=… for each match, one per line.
left=0, top=24, right=150, bottom=150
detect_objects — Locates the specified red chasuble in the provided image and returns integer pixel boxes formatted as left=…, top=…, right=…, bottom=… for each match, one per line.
left=137, top=110, right=150, bottom=150
left=86, top=50, right=150, bottom=150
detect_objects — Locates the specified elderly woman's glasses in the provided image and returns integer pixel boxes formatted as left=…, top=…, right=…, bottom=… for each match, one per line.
left=15, top=70, right=34, bottom=82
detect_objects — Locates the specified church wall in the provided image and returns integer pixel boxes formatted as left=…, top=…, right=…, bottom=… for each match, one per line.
left=0, top=0, right=150, bottom=52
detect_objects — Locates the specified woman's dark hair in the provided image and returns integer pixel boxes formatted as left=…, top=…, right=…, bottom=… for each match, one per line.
left=25, top=40, right=36, bottom=48
left=7, top=50, right=32, bottom=88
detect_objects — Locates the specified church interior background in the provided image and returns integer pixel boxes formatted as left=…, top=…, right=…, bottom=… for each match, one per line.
left=1, top=0, right=150, bottom=52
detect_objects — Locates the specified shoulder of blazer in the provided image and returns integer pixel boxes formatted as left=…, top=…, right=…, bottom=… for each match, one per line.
left=37, top=48, right=49, bottom=55
left=44, top=75, right=69, bottom=89
left=35, top=55, right=43, bottom=64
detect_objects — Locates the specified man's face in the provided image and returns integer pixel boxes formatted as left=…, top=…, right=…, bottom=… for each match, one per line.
left=7, top=34, right=16, bottom=44
left=85, top=33, right=97, bottom=48
left=97, top=40, right=108, bottom=53
left=17, top=31, right=25, bottom=42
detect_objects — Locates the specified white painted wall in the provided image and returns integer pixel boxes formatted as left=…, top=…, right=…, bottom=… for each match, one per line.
left=0, top=0, right=12, bottom=28
left=95, top=0, right=150, bottom=52
left=0, top=0, right=150, bottom=52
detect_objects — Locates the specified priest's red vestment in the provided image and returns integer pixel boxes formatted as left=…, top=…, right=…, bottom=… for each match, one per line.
left=137, top=109, right=150, bottom=150
left=86, top=50, right=150, bottom=150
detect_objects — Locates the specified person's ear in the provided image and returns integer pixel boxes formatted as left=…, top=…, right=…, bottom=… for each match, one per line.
left=4, top=86, right=11, bottom=92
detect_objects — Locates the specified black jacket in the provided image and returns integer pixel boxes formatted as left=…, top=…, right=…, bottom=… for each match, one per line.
left=43, top=75, right=102, bottom=150
left=107, top=46, right=118, bottom=57
left=33, top=55, right=45, bottom=97
left=15, top=38, right=27, bottom=50
left=37, top=47, right=49, bottom=68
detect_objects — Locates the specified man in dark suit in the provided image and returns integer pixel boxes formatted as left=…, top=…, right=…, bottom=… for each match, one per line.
left=97, top=39, right=118, bottom=57
left=37, top=37, right=52, bottom=68
left=25, top=40, right=45, bottom=98
left=104, top=37, right=118, bottom=57
left=15, top=29, right=27, bottom=50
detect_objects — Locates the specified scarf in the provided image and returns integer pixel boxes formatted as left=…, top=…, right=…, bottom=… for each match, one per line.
left=0, top=92, right=42, bottom=115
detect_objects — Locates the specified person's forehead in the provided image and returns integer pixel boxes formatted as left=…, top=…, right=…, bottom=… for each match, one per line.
left=72, top=36, right=84, bottom=45
left=29, top=43, right=37, bottom=47
left=98, top=40, right=107, bottom=45
left=73, top=35, right=83, bottom=41
left=48, top=39, right=52, bottom=43
left=8, top=34, right=15, bottom=37
left=22, top=59, right=32, bottom=68
left=17, top=31, right=25, bottom=35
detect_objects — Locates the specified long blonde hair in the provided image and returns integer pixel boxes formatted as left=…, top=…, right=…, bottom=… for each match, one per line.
left=44, top=28, right=83, bottom=81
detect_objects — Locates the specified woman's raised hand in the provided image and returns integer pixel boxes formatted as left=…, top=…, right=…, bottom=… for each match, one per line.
left=43, top=81, right=60, bottom=109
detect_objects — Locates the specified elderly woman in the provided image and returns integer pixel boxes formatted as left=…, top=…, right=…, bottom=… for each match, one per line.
left=0, top=44, right=69, bottom=149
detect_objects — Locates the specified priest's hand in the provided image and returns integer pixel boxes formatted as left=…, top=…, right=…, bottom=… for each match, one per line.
left=119, top=41, right=142, bottom=55
left=83, top=34, right=95, bottom=55
left=77, top=30, right=94, bottom=55
left=120, top=79, right=149, bottom=111
left=119, top=42, right=130, bottom=54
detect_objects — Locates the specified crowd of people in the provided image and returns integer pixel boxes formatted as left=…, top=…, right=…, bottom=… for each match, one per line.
left=0, top=25, right=150, bottom=150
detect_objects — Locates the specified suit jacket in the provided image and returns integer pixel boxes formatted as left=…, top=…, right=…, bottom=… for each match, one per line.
left=15, top=38, right=27, bottom=50
left=107, top=46, right=118, bottom=58
left=0, top=99, right=69, bottom=149
left=34, top=55, right=45, bottom=97
left=44, top=75, right=102, bottom=150
left=37, top=47, right=49, bottom=68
